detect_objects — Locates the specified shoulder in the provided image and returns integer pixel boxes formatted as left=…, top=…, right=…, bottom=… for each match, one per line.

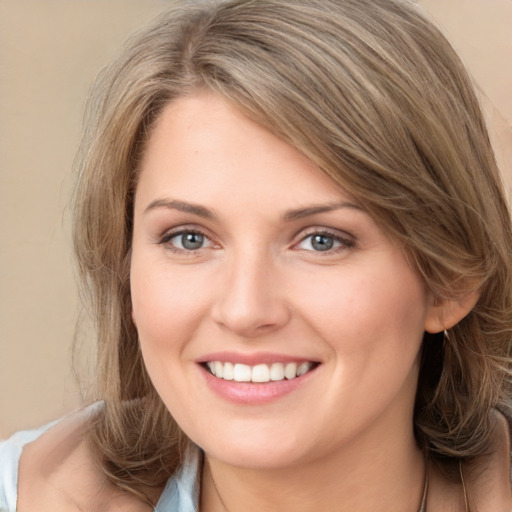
left=428, top=409, right=512, bottom=511
left=465, top=409, right=512, bottom=512
left=16, top=406, right=154, bottom=512
left=0, top=418, right=60, bottom=511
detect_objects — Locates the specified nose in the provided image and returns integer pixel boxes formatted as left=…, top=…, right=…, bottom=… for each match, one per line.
left=211, top=249, right=291, bottom=338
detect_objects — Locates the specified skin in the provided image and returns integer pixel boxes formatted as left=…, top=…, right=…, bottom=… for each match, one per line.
left=17, top=407, right=156, bottom=512
left=15, top=408, right=511, bottom=511
left=129, top=91, right=480, bottom=511
left=15, top=92, right=511, bottom=511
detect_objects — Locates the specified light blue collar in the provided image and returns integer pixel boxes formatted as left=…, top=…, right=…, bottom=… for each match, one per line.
left=155, top=446, right=201, bottom=512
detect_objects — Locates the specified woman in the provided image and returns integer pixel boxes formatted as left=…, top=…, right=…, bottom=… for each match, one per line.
left=1, top=0, right=511, bottom=510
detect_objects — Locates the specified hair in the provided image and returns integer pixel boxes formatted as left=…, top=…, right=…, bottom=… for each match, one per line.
left=73, top=0, right=512, bottom=501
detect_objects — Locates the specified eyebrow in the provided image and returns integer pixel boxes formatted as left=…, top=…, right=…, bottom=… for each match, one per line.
left=143, top=198, right=363, bottom=221
left=143, top=199, right=216, bottom=219
left=282, top=201, right=364, bottom=221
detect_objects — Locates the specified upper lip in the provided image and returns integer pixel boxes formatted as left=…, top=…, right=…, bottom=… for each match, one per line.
left=196, top=351, right=320, bottom=366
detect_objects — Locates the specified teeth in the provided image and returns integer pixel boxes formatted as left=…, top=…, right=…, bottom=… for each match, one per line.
left=297, top=362, right=311, bottom=377
left=206, top=361, right=315, bottom=382
left=223, top=362, right=234, bottom=380
left=284, top=362, right=297, bottom=379
left=270, top=362, right=285, bottom=381
left=233, top=363, right=252, bottom=382
left=252, top=364, right=270, bottom=383
left=214, top=361, right=224, bottom=379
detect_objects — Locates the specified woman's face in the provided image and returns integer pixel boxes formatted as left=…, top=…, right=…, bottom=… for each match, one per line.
left=131, top=92, right=436, bottom=470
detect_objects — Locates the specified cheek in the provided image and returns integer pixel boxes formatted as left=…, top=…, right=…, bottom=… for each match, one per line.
left=130, top=262, right=208, bottom=404
left=131, top=256, right=211, bottom=342
left=295, top=265, right=427, bottom=428
left=293, top=263, right=428, bottom=359
left=129, top=257, right=221, bottom=411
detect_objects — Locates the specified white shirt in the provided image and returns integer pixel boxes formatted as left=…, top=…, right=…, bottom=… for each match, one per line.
left=0, top=417, right=200, bottom=512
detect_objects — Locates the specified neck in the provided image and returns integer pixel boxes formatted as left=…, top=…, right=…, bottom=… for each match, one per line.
left=200, top=424, right=426, bottom=512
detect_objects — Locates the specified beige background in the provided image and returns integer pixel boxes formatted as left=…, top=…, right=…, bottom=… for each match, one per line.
left=1, top=0, right=511, bottom=438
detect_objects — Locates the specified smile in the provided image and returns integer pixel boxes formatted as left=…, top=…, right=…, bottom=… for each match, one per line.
left=205, top=361, right=317, bottom=383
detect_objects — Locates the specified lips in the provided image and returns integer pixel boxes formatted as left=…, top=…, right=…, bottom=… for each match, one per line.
left=197, top=352, right=321, bottom=404
left=205, top=361, right=316, bottom=383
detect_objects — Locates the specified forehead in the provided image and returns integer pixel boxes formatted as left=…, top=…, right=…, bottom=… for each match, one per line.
left=135, top=92, right=357, bottom=216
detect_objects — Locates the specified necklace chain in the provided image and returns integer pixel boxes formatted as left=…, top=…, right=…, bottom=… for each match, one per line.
left=209, top=453, right=431, bottom=512
left=419, top=456, right=470, bottom=512
left=418, top=452, right=429, bottom=512
left=460, top=460, right=469, bottom=512
left=207, top=453, right=471, bottom=512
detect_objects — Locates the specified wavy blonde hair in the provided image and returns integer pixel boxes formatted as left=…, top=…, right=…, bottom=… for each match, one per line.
left=73, top=0, right=512, bottom=501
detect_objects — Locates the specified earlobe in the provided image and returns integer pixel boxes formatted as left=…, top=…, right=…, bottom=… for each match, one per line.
left=424, top=290, right=480, bottom=334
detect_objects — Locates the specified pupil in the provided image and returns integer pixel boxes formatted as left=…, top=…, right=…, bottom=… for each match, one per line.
left=312, top=234, right=333, bottom=251
left=182, top=232, right=204, bottom=250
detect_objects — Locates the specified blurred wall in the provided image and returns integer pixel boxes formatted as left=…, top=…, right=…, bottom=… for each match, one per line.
left=1, top=0, right=511, bottom=437
left=420, top=0, right=512, bottom=191
left=0, top=0, right=166, bottom=437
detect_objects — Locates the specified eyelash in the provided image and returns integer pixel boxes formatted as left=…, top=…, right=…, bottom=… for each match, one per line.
left=158, top=227, right=355, bottom=255
left=295, top=229, right=355, bottom=254
left=159, top=228, right=214, bottom=255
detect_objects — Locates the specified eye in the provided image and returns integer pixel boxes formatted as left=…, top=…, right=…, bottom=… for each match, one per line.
left=296, top=231, right=354, bottom=253
left=161, top=230, right=213, bottom=252
left=307, top=234, right=336, bottom=252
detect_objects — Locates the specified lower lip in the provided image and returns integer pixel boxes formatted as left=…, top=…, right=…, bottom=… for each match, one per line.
left=200, top=365, right=318, bottom=405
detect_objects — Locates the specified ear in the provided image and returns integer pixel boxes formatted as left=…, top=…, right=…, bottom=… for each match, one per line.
left=424, top=289, right=480, bottom=334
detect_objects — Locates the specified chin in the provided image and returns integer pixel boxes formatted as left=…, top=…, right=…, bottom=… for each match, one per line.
left=192, top=425, right=309, bottom=469
left=207, top=445, right=306, bottom=470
